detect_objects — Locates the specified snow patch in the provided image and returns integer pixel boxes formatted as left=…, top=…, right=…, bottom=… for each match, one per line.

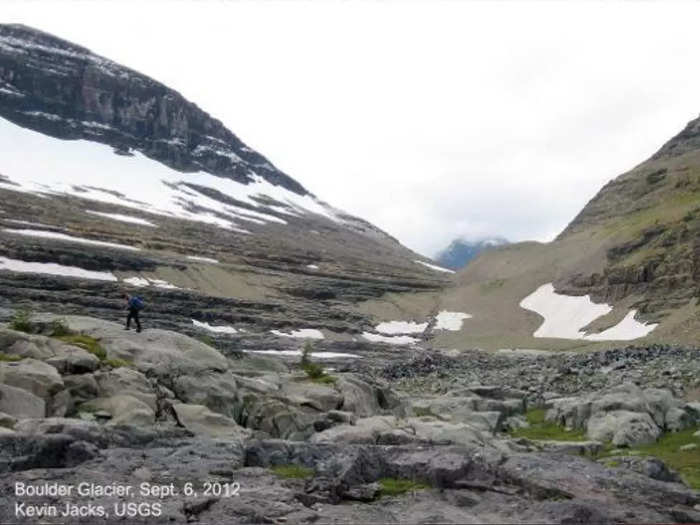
left=414, top=260, right=455, bottom=274
left=375, top=320, right=427, bottom=334
left=0, top=256, right=117, bottom=281
left=271, top=329, right=325, bottom=340
left=584, top=310, right=658, bottom=341
left=306, top=264, right=319, bottom=270
left=123, top=277, right=149, bottom=287
left=246, top=350, right=360, bottom=359
left=0, top=117, right=345, bottom=232
left=3, top=228, right=140, bottom=251
left=122, top=276, right=179, bottom=289
left=86, top=210, right=157, bottom=227
left=192, top=319, right=238, bottom=335
left=520, top=283, right=657, bottom=340
left=434, top=311, right=472, bottom=331
left=361, top=332, right=420, bottom=345
left=187, top=256, right=219, bottom=264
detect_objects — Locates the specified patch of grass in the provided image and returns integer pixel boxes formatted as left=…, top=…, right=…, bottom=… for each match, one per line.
left=0, top=352, right=22, bottom=362
left=509, top=408, right=588, bottom=442
left=300, top=341, right=336, bottom=384
left=270, top=464, right=314, bottom=479
left=480, top=279, right=506, bottom=293
left=9, top=308, right=33, bottom=333
left=55, top=334, right=106, bottom=361
left=378, top=477, right=429, bottom=497
left=598, top=426, right=700, bottom=489
left=104, top=358, right=132, bottom=368
left=49, top=318, right=71, bottom=337
left=197, top=334, right=216, bottom=348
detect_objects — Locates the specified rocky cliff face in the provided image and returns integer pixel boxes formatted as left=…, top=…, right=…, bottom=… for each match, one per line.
left=0, top=24, right=301, bottom=191
left=557, top=115, right=700, bottom=315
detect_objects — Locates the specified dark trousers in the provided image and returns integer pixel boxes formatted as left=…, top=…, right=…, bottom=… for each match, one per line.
left=126, top=308, right=141, bottom=331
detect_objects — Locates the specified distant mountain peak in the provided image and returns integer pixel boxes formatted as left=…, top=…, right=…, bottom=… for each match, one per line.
left=435, top=236, right=509, bottom=270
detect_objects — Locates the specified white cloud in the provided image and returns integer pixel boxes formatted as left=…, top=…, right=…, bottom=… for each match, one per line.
left=5, top=1, right=700, bottom=256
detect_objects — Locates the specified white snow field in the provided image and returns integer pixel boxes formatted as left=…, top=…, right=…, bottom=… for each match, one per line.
left=246, top=350, right=360, bottom=359
left=361, top=332, right=419, bottom=345
left=0, top=256, right=117, bottom=281
left=306, top=264, right=319, bottom=270
left=192, top=319, right=238, bottom=334
left=186, top=256, right=219, bottom=264
left=123, top=276, right=179, bottom=289
left=414, top=260, right=455, bottom=274
left=0, top=116, right=344, bottom=232
left=3, top=228, right=141, bottom=251
left=271, top=328, right=325, bottom=340
left=584, top=310, right=658, bottom=341
left=434, top=311, right=472, bottom=331
left=86, top=210, right=157, bottom=227
left=520, top=283, right=657, bottom=340
left=375, top=320, right=428, bottom=334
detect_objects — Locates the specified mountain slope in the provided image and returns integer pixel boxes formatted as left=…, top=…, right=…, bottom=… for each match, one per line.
left=430, top=115, right=700, bottom=350
left=435, top=237, right=509, bottom=270
left=0, top=24, right=451, bottom=355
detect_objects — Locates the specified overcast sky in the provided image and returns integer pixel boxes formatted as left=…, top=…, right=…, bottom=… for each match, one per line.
left=6, top=1, right=700, bottom=257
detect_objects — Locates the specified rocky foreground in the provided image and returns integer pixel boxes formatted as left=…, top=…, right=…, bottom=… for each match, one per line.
left=0, top=315, right=699, bottom=524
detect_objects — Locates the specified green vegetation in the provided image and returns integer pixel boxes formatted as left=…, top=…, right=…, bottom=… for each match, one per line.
left=598, top=426, right=700, bottom=489
left=300, top=341, right=336, bottom=384
left=197, top=334, right=216, bottom=348
left=49, top=318, right=71, bottom=337
left=10, top=308, right=33, bottom=333
left=378, top=477, right=429, bottom=497
left=0, top=352, right=22, bottom=362
left=104, top=357, right=132, bottom=368
left=55, top=334, right=107, bottom=361
left=509, top=408, right=587, bottom=442
left=270, top=464, right=314, bottom=479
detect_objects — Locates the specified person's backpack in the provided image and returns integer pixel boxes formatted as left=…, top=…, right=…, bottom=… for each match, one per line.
left=130, top=296, right=145, bottom=310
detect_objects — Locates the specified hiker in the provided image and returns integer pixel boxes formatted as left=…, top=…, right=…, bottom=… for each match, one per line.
left=124, top=293, right=144, bottom=332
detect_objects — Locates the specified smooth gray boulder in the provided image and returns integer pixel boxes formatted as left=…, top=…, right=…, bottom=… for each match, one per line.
left=172, top=403, right=250, bottom=439
left=587, top=411, right=661, bottom=446
left=54, top=316, right=228, bottom=376
left=94, top=367, right=156, bottom=410
left=0, top=384, right=44, bottom=418
left=0, top=358, right=64, bottom=402
left=82, top=395, right=155, bottom=426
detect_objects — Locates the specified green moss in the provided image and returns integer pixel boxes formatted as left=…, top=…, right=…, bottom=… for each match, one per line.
left=0, top=352, right=22, bottom=362
left=9, top=308, right=33, bottom=333
left=480, top=279, right=506, bottom=293
left=510, top=408, right=587, bottom=442
left=378, top=477, right=429, bottom=497
left=413, top=406, right=435, bottom=417
left=270, top=464, right=314, bottom=479
left=598, top=426, right=700, bottom=489
left=49, top=318, right=71, bottom=337
left=104, top=358, right=132, bottom=368
left=55, top=334, right=106, bottom=361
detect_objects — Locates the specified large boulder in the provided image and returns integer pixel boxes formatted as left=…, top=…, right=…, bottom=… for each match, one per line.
left=587, top=411, right=661, bottom=446
left=0, top=384, right=44, bottom=418
left=0, top=329, right=99, bottom=374
left=82, top=395, right=155, bottom=426
left=334, top=375, right=382, bottom=416
left=280, top=379, right=343, bottom=413
left=0, top=358, right=63, bottom=401
left=54, top=316, right=228, bottom=376
left=172, top=371, right=239, bottom=419
left=94, top=367, right=156, bottom=410
left=172, top=403, right=250, bottom=439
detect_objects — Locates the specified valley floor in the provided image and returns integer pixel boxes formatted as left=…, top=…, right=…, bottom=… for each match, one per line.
left=0, top=313, right=698, bottom=524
